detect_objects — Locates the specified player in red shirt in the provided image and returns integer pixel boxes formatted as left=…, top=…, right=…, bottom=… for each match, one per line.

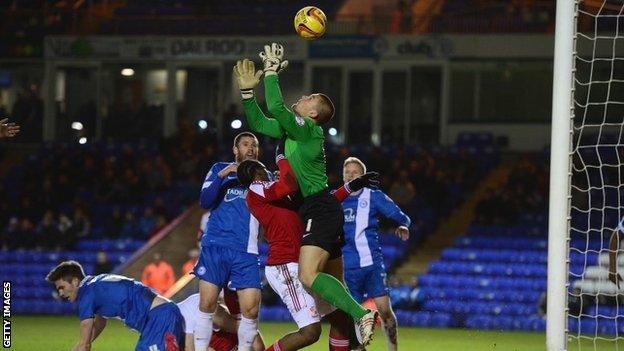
left=237, top=143, right=378, bottom=351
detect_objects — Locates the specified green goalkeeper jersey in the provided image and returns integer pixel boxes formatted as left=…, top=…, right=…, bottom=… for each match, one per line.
left=241, top=74, right=328, bottom=197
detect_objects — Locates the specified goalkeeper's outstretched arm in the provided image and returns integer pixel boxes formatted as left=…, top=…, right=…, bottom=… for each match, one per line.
left=241, top=97, right=284, bottom=139
left=264, top=74, right=314, bottom=141
left=608, top=228, right=622, bottom=287
left=234, top=59, right=285, bottom=139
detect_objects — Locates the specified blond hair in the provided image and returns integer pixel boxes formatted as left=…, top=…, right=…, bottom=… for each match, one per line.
left=343, top=157, right=367, bottom=174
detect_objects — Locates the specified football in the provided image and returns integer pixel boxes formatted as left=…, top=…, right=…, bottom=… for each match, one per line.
left=294, top=6, right=327, bottom=40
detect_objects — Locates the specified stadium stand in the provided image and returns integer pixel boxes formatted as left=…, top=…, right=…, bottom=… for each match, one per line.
left=0, top=130, right=215, bottom=314
left=1, top=132, right=498, bottom=316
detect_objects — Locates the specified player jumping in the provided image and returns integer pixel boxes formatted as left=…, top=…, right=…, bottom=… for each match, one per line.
left=236, top=141, right=379, bottom=351
left=233, top=43, right=378, bottom=346
left=341, top=157, right=411, bottom=351
left=194, top=132, right=262, bottom=351
left=46, top=260, right=185, bottom=351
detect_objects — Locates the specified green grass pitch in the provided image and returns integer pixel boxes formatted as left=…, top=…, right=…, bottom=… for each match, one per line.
left=7, top=315, right=621, bottom=350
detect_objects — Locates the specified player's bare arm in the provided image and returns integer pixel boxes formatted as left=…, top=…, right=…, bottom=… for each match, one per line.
left=73, top=318, right=95, bottom=351
left=90, top=315, right=107, bottom=342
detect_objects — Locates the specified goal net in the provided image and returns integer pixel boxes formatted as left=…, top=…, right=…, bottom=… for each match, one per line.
left=565, top=0, right=624, bottom=349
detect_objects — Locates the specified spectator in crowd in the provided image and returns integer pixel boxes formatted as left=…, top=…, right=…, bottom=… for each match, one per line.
left=120, top=210, right=139, bottom=238
left=72, top=208, right=90, bottom=241
left=105, top=207, right=124, bottom=238
left=1, top=217, right=20, bottom=250
left=18, top=218, right=36, bottom=249
left=37, top=210, right=61, bottom=249
left=181, top=247, right=199, bottom=275
left=0, top=118, right=20, bottom=138
left=138, top=207, right=156, bottom=238
left=94, top=251, right=113, bottom=275
left=149, top=215, right=168, bottom=238
left=389, top=170, right=416, bottom=207
left=474, top=155, right=548, bottom=226
left=141, top=252, right=175, bottom=295
left=57, top=213, right=75, bottom=249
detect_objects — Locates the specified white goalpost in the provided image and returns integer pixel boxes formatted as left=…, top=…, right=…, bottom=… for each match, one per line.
left=549, top=1, right=624, bottom=350
left=548, top=0, right=576, bottom=350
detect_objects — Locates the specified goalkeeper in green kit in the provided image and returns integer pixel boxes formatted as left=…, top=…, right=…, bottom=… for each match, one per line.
left=233, top=43, right=378, bottom=346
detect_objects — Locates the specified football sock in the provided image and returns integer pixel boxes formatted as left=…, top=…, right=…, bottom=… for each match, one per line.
left=237, top=316, right=258, bottom=351
left=265, top=340, right=283, bottom=351
left=310, top=273, right=367, bottom=320
left=329, top=335, right=350, bottom=351
left=194, top=311, right=214, bottom=351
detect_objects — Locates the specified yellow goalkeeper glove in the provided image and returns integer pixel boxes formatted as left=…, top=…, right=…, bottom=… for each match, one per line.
left=233, top=59, right=263, bottom=99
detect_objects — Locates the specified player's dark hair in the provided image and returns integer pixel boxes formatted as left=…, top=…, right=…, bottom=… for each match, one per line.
left=233, top=131, right=257, bottom=147
left=237, top=159, right=266, bottom=187
left=45, top=260, right=86, bottom=283
left=315, top=93, right=335, bottom=125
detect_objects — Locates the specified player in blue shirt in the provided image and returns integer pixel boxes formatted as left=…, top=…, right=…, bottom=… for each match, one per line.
left=341, top=157, right=411, bottom=351
left=194, top=132, right=262, bottom=351
left=45, top=260, right=184, bottom=351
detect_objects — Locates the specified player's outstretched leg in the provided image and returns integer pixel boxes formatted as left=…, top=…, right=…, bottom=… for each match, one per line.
left=298, top=246, right=378, bottom=346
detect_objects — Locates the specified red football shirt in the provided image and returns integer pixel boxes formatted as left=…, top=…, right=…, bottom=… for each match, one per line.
left=246, top=159, right=349, bottom=265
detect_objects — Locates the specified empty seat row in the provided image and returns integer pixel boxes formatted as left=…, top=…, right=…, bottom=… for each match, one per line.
left=2, top=264, right=95, bottom=278
left=7, top=275, right=56, bottom=287
left=75, top=239, right=144, bottom=251
left=466, top=224, right=545, bottom=237
left=12, top=287, right=54, bottom=299
left=441, top=248, right=547, bottom=264
left=418, top=274, right=547, bottom=291
left=420, top=287, right=541, bottom=303
left=428, top=261, right=547, bottom=278
left=568, top=317, right=624, bottom=336
left=12, top=299, right=76, bottom=315
left=455, top=236, right=547, bottom=250
left=0, top=251, right=132, bottom=265
left=422, top=300, right=536, bottom=316
left=465, top=315, right=546, bottom=331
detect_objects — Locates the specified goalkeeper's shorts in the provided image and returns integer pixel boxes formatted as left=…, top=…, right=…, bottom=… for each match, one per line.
left=299, top=189, right=345, bottom=259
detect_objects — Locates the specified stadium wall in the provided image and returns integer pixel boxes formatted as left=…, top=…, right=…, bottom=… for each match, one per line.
left=4, top=34, right=562, bottom=149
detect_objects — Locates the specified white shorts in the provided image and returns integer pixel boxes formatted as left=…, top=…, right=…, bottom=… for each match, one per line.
left=265, top=263, right=336, bottom=328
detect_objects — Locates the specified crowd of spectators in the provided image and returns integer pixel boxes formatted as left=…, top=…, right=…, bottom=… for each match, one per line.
left=0, top=120, right=220, bottom=251
left=474, top=154, right=548, bottom=225
left=1, top=0, right=86, bottom=41
left=0, top=85, right=43, bottom=142
left=0, top=0, right=562, bottom=45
